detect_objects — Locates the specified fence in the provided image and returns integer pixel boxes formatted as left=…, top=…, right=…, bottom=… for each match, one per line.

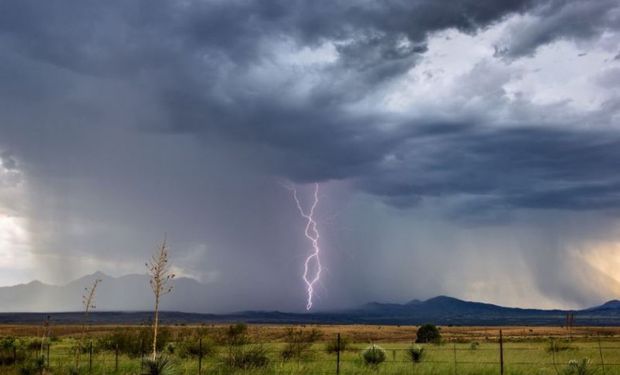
left=3, top=329, right=620, bottom=374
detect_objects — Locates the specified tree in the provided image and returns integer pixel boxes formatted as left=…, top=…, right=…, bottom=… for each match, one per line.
left=416, top=324, right=441, bottom=343
left=146, top=238, right=175, bottom=360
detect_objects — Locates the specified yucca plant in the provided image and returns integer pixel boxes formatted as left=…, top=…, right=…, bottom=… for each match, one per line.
left=76, top=278, right=101, bottom=369
left=142, top=356, right=176, bottom=375
left=146, top=238, right=175, bottom=359
left=563, top=358, right=593, bottom=375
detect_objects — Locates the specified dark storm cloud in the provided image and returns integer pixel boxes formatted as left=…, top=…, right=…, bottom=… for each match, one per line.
left=0, top=0, right=618, bottom=214
left=1, top=0, right=620, bottom=311
left=360, top=126, right=620, bottom=214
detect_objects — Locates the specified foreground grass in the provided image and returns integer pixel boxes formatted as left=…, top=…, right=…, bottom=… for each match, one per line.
left=1, top=338, right=619, bottom=374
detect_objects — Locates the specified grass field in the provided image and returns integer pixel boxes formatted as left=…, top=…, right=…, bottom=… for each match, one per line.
left=1, top=324, right=620, bottom=374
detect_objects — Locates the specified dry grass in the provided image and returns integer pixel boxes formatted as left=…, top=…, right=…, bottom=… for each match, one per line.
left=1, top=324, right=619, bottom=343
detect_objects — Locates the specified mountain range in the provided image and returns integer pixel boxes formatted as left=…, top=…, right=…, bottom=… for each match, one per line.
left=1, top=272, right=620, bottom=325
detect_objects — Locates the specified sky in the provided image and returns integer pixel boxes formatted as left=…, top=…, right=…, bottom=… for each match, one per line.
left=1, top=0, right=620, bottom=312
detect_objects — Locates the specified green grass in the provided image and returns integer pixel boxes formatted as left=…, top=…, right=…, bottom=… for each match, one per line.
left=1, top=338, right=619, bottom=374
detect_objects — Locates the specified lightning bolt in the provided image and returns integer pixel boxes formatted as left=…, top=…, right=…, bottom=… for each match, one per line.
left=290, top=183, right=322, bottom=311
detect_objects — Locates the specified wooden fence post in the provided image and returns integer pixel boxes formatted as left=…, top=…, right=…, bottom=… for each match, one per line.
left=453, top=342, right=457, bottom=375
left=499, top=330, right=504, bottom=375
left=140, top=338, right=144, bottom=372
left=336, top=333, right=341, bottom=375
left=198, top=337, right=203, bottom=375
left=115, top=344, right=119, bottom=372
left=598, top=335, right=606, bottom=375
left=88, top=340, right=93, bottom=373
left=47, top=342, right=50, bottom=368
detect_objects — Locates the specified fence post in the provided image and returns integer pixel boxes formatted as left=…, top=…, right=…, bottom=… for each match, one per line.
left=499, top=330, right=504, bottom=375
left=140, top=338, right=144, bottom=372
left=453, top=342, right=457, bottom=375
left=88, top=340, right=93, bottom=373
left=13, top=346, right=16, bottom=368
left=198, top=337, right=203, bottom=375
left=336, top=333, right=341, bottom=375
left=47, top=342, right=50, bottom=368
left=598, top=335, right=606, bottom=375
left=115, top=344, right=119, bottom=372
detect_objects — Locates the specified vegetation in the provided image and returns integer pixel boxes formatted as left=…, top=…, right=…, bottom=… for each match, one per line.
left=142, top=355, right=176, bottom=375
left=224, top=345, right=269, bottom=370
left=416, top=324, right=441, bottom=343
left=18, top=356, right=44, bottom=375
left=76, top=278, right=101, bottom=369
left=146, top=238, right=175, bottom=360
left=0, top=325, right=619, bottom=374
left=176, top=335, right=215, bottom=359
left=0, top=337, right=26, bottom=366
left=325, top=335, right=349, bottom=354
left=562, top=358, right=594, bottom=375
left=406, top=344, right=425, bottom=363
left=280, top=328, right=322, bottom=360
left=547, top=339, right=576, bottom=352
left=361, top=344, right=386, bottom=366
left=97, top=326, right=172, bottom=358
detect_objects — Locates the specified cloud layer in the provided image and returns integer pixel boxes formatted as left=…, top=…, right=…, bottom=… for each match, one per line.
left=0, top=0, right=619, bottom=311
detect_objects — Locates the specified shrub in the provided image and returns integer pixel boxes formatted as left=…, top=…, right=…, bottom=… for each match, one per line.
left=325, top=336, right=349, bottom=354
left=362, top=344, right=386, bottom=366
left=223, top=323, right=249, bottom=346
left=406, top=345, right=425, bottom=363
left=225, top=345, right=269, bottom=370
left=280, top=328, right=322, bottom=360
left=26, top=339, right=43, bottom=352
left=18, top=356, right=45, bottom=375
left=142, top=356, right=176, bottom=375
left=176, top=336, right=215, bottom=359
left=0, top=337, right=27, bottom=366
left=469, top=341, right=480, bottom=350
left=547, top=340, right=575, bottom=353
left=416, top=324, right=441, bottom=344
left=563, top=358, right=593, bottom=375
left=97, top=326, right=172, bottom=358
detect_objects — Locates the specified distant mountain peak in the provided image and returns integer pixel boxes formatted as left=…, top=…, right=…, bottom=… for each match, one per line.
left=426, top=295, right=462, bottom=303
left=589, top=300, right=620, bottom=311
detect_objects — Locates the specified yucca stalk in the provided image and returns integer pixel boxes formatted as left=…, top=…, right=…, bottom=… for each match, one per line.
left=146, top=238, right=175, bottom=360
left=76, top=278, right=101, bottom=369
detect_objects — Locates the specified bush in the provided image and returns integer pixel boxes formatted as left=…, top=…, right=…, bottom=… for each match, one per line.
left=563, top=358, right=594, bottom=375
left=0, top=337, right=27, bottom=366
left=416, top=324, right=441, bottom=344
left=223, top=323, right=249, bottom=346
left=225, top=345, right=269, bottom=369
left=362, top=344, right=386, bottom=366
left=547, top=340, right=575, bottom=353
left=281, top=328, right=322, bottom=360
left=26, top=339, right=43, bottom=352
left=18, top=356, right=45, bottom=375
left=97, top=326, right=172, bottom=358
left=406, top=345, right=425, bottom=363
left=469, top=341, right=480, bottom=350
left=142, top=356, right=176, bottom=375
left=325, top=336, right=349, bottom=354
left=176, top=336, right=215, bottom=359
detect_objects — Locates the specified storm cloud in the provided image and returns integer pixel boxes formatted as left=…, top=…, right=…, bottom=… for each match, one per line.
left=0, top=0, right=620, bottom=312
